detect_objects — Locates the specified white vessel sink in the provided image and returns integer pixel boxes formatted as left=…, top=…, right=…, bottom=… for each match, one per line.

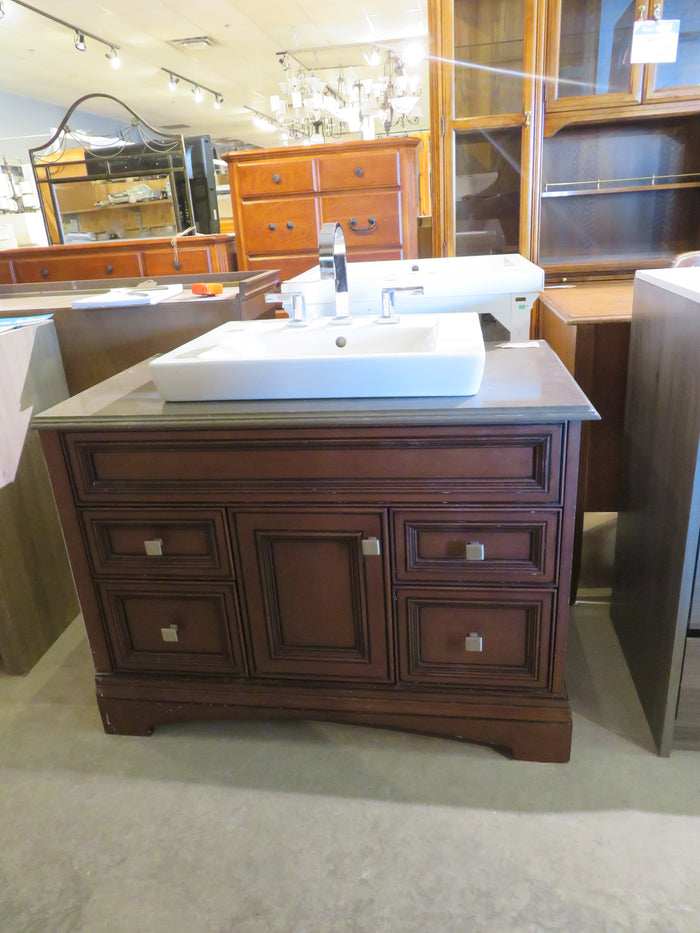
left=148, top=312, right=486, bottom=401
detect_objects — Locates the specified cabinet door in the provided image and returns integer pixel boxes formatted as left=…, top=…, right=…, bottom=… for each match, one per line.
left=642, top=0, right=700, bottom=102
left=234, top=510, right=392, bottom=682
left=545, top=0, right=644, bottom=112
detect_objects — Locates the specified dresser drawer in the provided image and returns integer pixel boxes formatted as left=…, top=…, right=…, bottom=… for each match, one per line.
left=13, top=251, right=143, bottom=283
left=318, top=151, right=399, bottom=190
left=321, top=192, right=402, bottom=249
left=235, top=158, right=316, bottom=197
left=64, top=425, right=564, bottom=505
left=396, top=587, right=553, bottom=689
left=246, top=253, right=318, bottom=281
left=392, top=510, right=559, bottom=585
left=81, top=509, right=232, bottom=578
left=141, top=246, right=214, bottom=276
left=98, top=581, right=246, bottom=675
left=242, top=197, right=319, bottom=254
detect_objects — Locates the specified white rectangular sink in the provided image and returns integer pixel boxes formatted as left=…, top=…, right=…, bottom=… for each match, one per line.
left=284, top=253, right=544, bottom=341
left=148, top=313, right=486, bottom=401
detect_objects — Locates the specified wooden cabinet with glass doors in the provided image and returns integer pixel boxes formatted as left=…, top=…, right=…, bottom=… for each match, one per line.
left=429, top=0, right=700, bottom=276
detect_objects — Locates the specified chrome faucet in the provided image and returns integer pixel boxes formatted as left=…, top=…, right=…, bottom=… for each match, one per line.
left=319, top=222, right=350, bottom=322
left=379, top=285, right=424, bottom=323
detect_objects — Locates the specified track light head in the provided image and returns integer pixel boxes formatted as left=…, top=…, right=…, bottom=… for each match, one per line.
left=168, top=73, right=179, bottom=92
left=213, top=94, right=223, bottom=110
left=74, top=32, right=86, bottom=52
left=106, top=47, right=121, bottom=69
left=192, top=85, right=204, bottom=103
left=0, top=1, right=5, bottom=21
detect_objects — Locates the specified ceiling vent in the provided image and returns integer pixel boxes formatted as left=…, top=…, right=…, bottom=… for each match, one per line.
left=161, top=123, right=191, bottom=130
left=168, top=36, right=215, bottom=50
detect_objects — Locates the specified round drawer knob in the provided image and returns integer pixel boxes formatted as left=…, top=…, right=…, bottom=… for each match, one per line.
left=272, top=173, right=281, bottom=184
left=173, top=260, right=181, bottom=270
left=354, top=167, right=364, bottom=177
left=105, top=264, right=113, bottom=274
left=286, top=221, right=294, bottom=230
left=41, top=268, right=49, bottom=278
left=269, top=223, right=276, bottom=231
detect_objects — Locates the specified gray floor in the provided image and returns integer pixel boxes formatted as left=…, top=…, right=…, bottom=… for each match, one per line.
left=1, top=516, right=699, bottom=933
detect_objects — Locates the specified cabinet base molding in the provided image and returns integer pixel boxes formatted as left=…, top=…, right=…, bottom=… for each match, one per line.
left=96, top=678, right=572, bottom=762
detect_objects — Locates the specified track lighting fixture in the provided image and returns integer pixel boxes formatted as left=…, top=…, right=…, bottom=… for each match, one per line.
left=0, top=1, right=5, bottom=21
left=160, top=68, right=224, bottom=110
left=10, top=2, right=119, bottom=66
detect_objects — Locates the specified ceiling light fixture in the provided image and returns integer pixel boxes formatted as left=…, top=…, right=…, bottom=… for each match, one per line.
left=9, top=2, right=120, bottom=64
left=159, top=68, right=223, bottom=110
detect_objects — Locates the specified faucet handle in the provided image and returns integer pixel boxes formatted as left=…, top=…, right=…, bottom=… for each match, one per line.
left=380, top=285, right=424, bottom=323
left=264, top=290, right=307, bottom=325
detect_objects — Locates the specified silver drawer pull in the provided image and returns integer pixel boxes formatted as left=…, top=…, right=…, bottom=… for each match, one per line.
left=465, top=542, right=485, bottom=561
left=464, top=632, right=483, bottom=652
left=144, top=538, right=163, bottom=557
left=361, top=537, right=381, bottom=556
left=160, top=624, right=178, bottom=643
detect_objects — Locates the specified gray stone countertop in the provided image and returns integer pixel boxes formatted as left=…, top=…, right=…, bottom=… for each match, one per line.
left=33, top=341, right=598, bottom=431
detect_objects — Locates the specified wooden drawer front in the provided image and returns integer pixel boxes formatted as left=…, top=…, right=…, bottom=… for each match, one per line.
left=242, top=197, right=319, bottom=254
left=321, top=192, right=401, bottom=249
left=349, top=248, right=403, bottom=264
left=13, top=252, right=142, bottom=283
left=98, top=581, right=246, bottom=675
left=141, top=247, right=214, bottom=276
left=235, top=158, right=316, bottom=197
left=393, top=510, right=559, bottom=585
left=397, top=588, right=553, bottom=689
left=234, top=510, right=392, bottom=682
left=246, top=253, right=318, bottom=281
left=65, top=426, right=563, bottom=505
left=0, top=259, right=14, bottom=284
left=82, top=509, right=232, bottom=578
left=318, top=151, right=399, bottom=191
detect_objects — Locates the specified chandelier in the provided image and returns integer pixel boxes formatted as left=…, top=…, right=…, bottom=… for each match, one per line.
left=263, top=42, right=424, bottom=145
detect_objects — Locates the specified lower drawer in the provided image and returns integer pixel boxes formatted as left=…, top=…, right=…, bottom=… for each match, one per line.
left=396, top=587, right=553, bottom=689
left=97, top=581, right=246, bottom=675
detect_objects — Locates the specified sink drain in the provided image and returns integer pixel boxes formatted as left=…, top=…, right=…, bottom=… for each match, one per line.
left=335, top=336, right=347, bottom=348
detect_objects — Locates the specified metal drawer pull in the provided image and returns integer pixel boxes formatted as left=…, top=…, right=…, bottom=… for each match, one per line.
left=286, top=221, right=294, bottom=230
left=144, top=538, right=163, bottom=557
left=105, top=264, right=113, bottom=274
left=354, top=166, right=364, bottom=177
left=464, top=632, right=483, bottom=652
left=465, top=542, right=485, bottom=561
left=349, top=216, right=376, bottom=233
left=269, top=222, right=276, bottom=231
left=161, top=624, right=178, bottom=643
left=361, top=537, right=381, bottom=556
left=272, top=173, right=281, bottom=184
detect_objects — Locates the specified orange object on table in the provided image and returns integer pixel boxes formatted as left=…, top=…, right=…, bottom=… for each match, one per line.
left=191, top=283, right=224, bottom=296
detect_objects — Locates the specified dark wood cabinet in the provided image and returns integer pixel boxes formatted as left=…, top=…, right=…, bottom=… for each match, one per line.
left=36, top=356, right=594, bottom=762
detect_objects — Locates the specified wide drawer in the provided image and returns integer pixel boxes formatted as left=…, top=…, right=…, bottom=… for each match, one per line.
left=318, top=151, right=399, bottom=191
left=13, top=252, right=143, bottom=282
left=64, top=425, right=565, bottom=506
left=81, top=508, right=232, bottom=578
left=97, top=581, right=246, bottom=675
left=141, top=247, right=214, bottom=276
left=392, top=509, right=559, bottom=585
left=235, top=158, right=316, bottom=197
left=321, top=192, right=402, bottom=249
left=242, top=197, right=319, bottom=254
left=396, top=587, right=553, bottom=689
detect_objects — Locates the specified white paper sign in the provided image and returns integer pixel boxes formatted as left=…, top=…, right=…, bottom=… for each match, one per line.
left=630, top=19, right=681, bottom=64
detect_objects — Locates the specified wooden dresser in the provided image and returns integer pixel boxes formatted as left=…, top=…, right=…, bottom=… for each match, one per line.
left=223, top=139, right=421, bottom=281
left=0, top=234, right=236, bottom=285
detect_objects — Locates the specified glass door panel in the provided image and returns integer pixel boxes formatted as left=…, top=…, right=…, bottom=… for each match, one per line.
left=547, top=0, right=643, bottom=109
left=454, top=128, right=522, bottom=254
left=645, top=0, right=700, bottom=98
left=453, top=0, right=526, bottom=118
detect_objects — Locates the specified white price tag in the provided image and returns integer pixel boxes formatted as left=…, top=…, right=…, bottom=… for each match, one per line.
left=630, top=19, right=680, bottom=64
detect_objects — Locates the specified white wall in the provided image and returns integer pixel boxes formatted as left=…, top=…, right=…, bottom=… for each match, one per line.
left=0, top=90, right=126, bottom=163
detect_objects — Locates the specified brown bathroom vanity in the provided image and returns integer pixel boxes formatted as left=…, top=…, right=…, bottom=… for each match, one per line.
left=35, top=342, right=596, bottom=761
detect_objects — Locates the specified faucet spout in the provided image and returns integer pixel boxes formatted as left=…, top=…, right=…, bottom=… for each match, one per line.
left=319, top=222, right=350, bottom=321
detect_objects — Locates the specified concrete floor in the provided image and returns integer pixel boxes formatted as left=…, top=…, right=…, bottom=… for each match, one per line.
left=1, top=516, right=699, bottom=933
